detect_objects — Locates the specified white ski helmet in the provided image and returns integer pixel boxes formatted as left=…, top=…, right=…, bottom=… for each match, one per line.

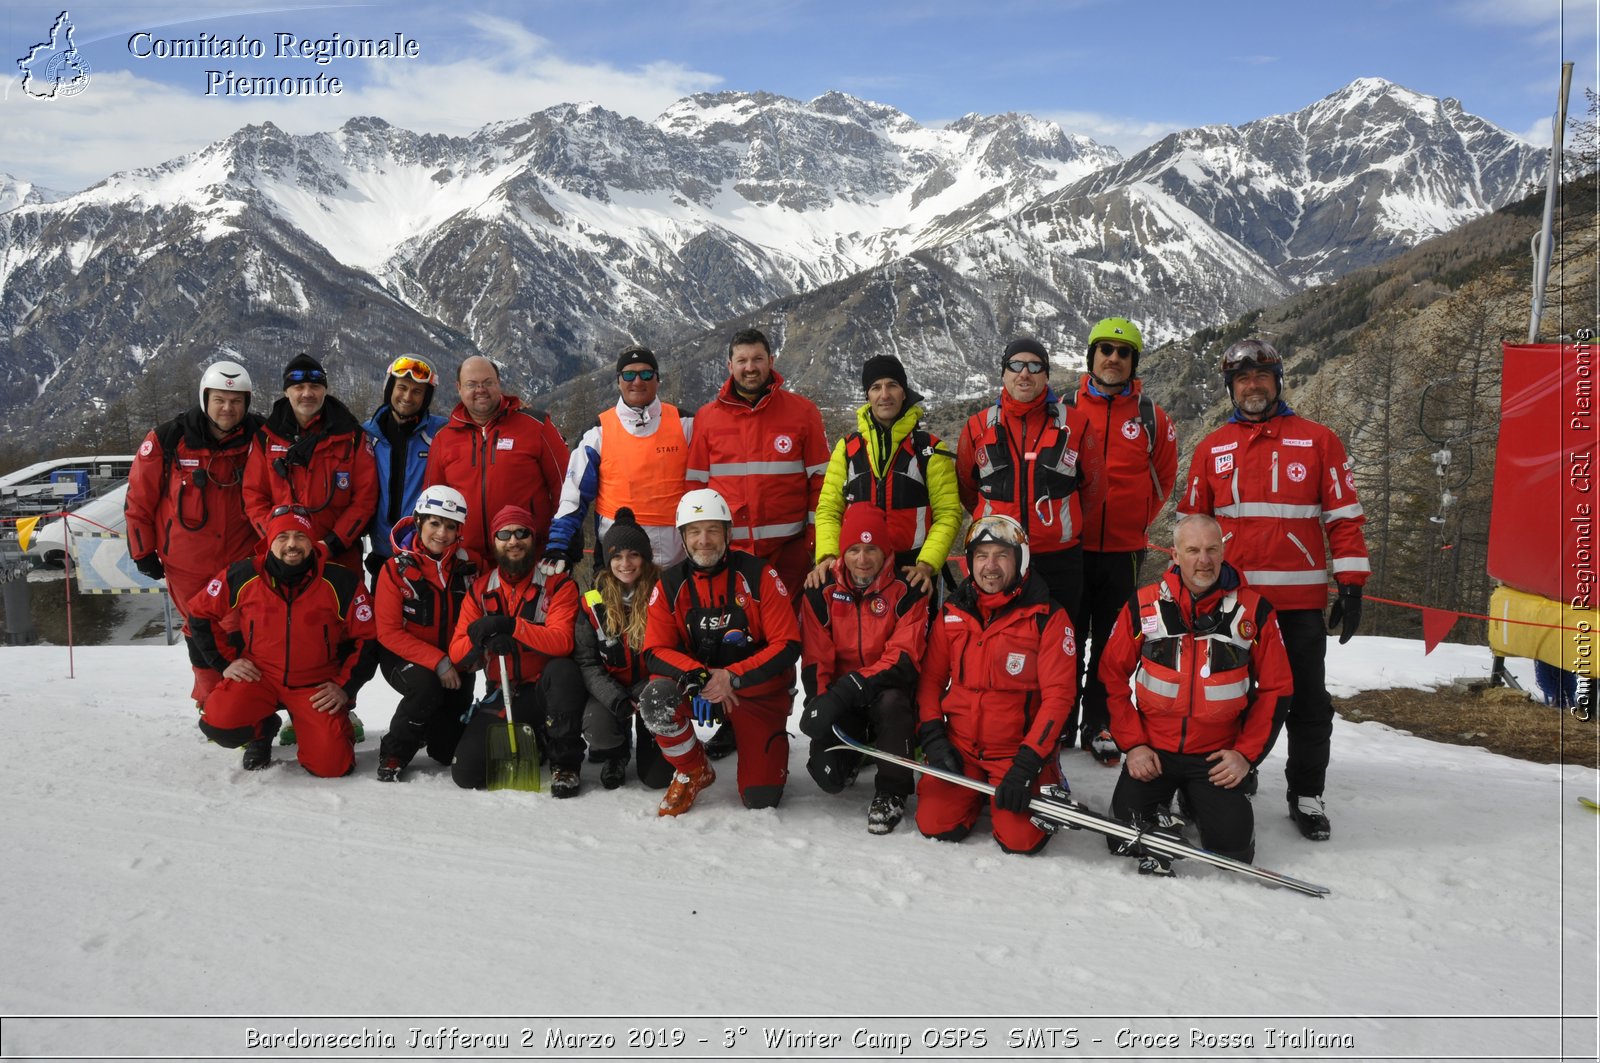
left=675, top=488, right=732, bottom=529
left=413, top=485, right=469, bottom=525
left=965, top=513, right=1029, bottom=582
left=198, top=360, right=252, bottom=408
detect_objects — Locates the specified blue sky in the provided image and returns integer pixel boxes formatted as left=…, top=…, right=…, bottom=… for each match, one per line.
left=2, top=0, right=1595, bottom=192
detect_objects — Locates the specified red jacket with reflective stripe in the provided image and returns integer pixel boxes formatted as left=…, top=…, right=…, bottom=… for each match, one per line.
left=1099, top=566, right=1292, bottom=761
left=1177, top=406, right=1369, bottom=611
left=799, top=561, right=929, bottom=701
left=374, top=517, right=479, bottom=672
left=642, top=551, right=801, bottom=698
left=685, top=371, right=828, bottom=561
left=422, top=396, right=569, bottom=560
left=916, top=574, right=1077, bottom=762
left=956, top=391, right=1103, bottom=553
left=1071, top=377, right=1179, bottom=552
left=449, top=567, right=579, bottom=689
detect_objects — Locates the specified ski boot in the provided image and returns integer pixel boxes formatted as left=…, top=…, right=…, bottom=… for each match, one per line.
left=550, top=767, right=582, bottom=799
left=1288, top=793, right=1331, bottom=841
left=658, top=761, right=716, bottom=817
left=1089, top=729, right=1121, bottom=766
left=867, top=793, right=906, bottom=835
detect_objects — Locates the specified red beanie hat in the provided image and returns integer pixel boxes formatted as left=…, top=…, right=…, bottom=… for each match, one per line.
left=491, top=504, right=537, bottom=535
left=264, top=508, right=314, bottom=545
left=839, top=503, right=892, bottom=556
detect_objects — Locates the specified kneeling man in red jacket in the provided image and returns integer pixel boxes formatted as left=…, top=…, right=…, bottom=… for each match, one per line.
left=191, top=508, right=377, bottom=776
left=914, top=514, right=1076, bottom=854
left=1098, top=513, right=1293, bottom=873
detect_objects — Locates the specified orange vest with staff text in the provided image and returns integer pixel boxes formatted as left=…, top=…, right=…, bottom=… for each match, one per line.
left=595, top=403, right=689, bottom=526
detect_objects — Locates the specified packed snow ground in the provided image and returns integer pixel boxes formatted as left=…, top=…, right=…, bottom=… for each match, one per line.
left=0, top=637, right=1595, bottom=1060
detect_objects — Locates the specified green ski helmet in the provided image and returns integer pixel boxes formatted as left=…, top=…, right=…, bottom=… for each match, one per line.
left=1086, top=317, right=1143, bottom=376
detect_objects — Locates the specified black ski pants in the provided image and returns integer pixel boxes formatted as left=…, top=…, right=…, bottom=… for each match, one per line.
left=1066, top=548, right=1145, bottom=742
left=377, top=649, right=473, bottom=769
left=1266, top=608, right=1334, bottom=798
left=1109, top=750, right=1255, bottom=863
left=452, top=657, right=586, bottom=788
left=806, top=687, right=916, bottom=797
left=1030, top=544, right=1083, bottom=617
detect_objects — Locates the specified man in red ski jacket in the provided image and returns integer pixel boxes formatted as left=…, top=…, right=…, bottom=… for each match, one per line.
left=638, top=488, right=802, bottom=817
left=1064, top=317, right=1179, bottom=767
left=914, top=514, right=1077, bottom=854
left=448, top=504, right=584, bottom=794
left=125, top=360, right=264, bottom=706
left=956, top=336, right=1103, bottom=617
left=423, top=355, right=568, bottom=562
left=1099, top=514, right=1293, bottom=873
left=685, top=327, right=828, bottom=596
left=189, top=509, right=377, bottom=776
left=798, top=503, right=929, bottom=835
left=242, top=353, right=378, bottom=574
left=1177, top=338, right=1369, bottom=841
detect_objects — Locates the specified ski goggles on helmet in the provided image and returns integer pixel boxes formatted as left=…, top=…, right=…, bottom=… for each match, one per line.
left=1220, top=340, right=1282, bottom=372
left=284, top=368, right=327, bottom=385
left=965, top=513, right=1026, bottom=550
left=269, top=505, right=312, bottom=518
left=387, top=356, right=436, bottom=384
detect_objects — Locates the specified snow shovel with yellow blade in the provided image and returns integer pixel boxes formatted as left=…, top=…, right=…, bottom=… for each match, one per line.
left=487, top=655, right=540, bottom=792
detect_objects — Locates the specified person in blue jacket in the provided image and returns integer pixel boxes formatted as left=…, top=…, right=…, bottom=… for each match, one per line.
left=363, top=355, right=449, bottom=578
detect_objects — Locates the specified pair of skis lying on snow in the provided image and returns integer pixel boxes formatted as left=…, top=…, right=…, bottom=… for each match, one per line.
left=829, top=727, right=1330, bottom=898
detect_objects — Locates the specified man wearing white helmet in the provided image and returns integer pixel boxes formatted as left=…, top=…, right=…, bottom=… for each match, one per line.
left=372, top=485, right=478, bottom=782
left=125, top=359, right=265, bottom=709
left=636, top=488, right=802, bottom=817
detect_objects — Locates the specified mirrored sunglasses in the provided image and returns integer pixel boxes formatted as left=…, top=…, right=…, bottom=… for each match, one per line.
left=269, top=504, right=311, bottom=517
left=1003, top=359, right=1048, bottom=375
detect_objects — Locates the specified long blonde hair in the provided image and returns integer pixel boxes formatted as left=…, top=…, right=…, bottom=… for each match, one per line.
left=596, top=557, right=661, bottom=648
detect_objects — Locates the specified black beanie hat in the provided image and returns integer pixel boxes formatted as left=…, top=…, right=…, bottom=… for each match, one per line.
left=282, top=352, right=326, bottom=389
left=860, top=355, right=909, bottom=394
left=602, top=507, right=653, bottom=564
left=616, top=344, right=659, bottom=375
left=1003, top=337, right=1050, bottom=373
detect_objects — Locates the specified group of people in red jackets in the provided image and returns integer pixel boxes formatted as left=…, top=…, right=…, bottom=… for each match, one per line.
left=125, top=319, right=1367, bottom=871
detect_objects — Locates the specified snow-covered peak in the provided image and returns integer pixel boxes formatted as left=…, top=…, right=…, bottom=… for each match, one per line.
left=0, top=173, right=66, bottom=213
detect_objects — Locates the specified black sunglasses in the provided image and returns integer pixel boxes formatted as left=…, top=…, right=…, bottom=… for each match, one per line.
left=495, top=528, right=533, bottom=541
left=285, top=369, right=327, bottom=385
left=619, top=369, right=657, bottom=382
left=269, top=504, right=311, bottom=517
left=1003, top=359, right=1048, bottom=375
left=1094, top=342, right=1136, bottom=359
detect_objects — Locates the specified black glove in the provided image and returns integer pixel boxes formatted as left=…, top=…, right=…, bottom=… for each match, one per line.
left=994, top=745, right=1045, bottom=813
left=799, top=691, right=847, bottom=741
left=485, top=633, right=517, bottom=657
left=467, top=615, right=516, bottom=652
left=1327, top=584, right=1363, bottom=645
left=917, top=720, right=963, bottom=776
left=832, top=671, right=870, bottom=708
left=323, top=533, right=345, bottom=557
left=133, top=552, right=165, bottom=580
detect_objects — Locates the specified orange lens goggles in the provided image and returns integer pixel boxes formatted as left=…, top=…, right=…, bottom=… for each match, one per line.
left=388, top=356, right=436, bottom=384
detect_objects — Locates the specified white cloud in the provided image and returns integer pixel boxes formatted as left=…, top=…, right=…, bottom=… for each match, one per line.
left=1033, top=109, right=1183, bottom=156
left=0, top=12, right=723, bottom=192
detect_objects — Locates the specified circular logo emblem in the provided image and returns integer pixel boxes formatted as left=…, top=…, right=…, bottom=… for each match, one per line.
left=771, top=571, right=788, bottom=597
left=648, top=584, right=660, bottom=605
left=1239, top=618, right=1257, bottom=640
left=1063, top=630, right=1077, bottom=657
left=1167, top=422, right=1177, bottom=441
left=1345, top=471, right=1357, bottom=491
left=1287, top=462, right=1307, bottom=483
left=735, top=595, right=747, bottom=607
left=355, top=603, right=373, bottom=623
left=1121, top=419, right=1142, bottom=440
left=139, top=439, right=154, bottom=457
left=44, top=51, right=91, bottom=98
left=774, top=434, right=793, bottom=455
left=870, top=597, right=887, bottom=615
left=859, top=530, right=873, bottom=543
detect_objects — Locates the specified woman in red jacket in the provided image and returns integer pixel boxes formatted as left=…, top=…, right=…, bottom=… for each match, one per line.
left=574, top=508, right=672, bottom=790
left=373, top=486, right=479, bottom=782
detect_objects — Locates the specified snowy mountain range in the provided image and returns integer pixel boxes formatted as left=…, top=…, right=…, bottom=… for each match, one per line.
left=0, top=77, right=1546, bottom=443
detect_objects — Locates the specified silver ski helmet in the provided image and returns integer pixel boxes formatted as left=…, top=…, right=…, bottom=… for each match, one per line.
left=413, top=485, right=468, bottom=526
